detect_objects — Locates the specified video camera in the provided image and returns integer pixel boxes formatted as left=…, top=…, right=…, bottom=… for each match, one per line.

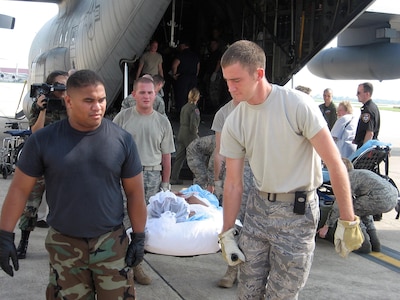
left=30, top=83, right=67, bottom=113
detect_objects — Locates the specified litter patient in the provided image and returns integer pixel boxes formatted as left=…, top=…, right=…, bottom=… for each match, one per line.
left=318, top=158, right=398, bottom=253
left=144, top=186, right=223, bottom=256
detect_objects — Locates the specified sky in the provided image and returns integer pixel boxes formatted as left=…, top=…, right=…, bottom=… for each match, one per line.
left=0, top=1, right=58, bottom=68
left=0, top=0, right=399, bottom=101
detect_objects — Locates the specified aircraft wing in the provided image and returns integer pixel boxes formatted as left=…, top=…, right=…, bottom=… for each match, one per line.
left=308, top=10, right=400, bottom=80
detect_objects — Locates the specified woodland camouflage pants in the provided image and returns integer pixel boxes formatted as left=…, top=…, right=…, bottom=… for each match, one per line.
left=45, top=226, right=135, bottom=299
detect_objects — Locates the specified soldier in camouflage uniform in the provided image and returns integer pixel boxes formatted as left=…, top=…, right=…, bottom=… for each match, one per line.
left=113, top=76, right=175, bottom=285
left=218, top=41, right=361, bottom=299
left=16, top=70, right=69, bottom=260
left=211, top=98, right=255, bottom=288
left=120, top=74, right=167, bottom=117
left=186, top=134, right=216, bottom=192
left=319, top=159, right=398, bottom=253
left=0, top=70, right=146, bottom=299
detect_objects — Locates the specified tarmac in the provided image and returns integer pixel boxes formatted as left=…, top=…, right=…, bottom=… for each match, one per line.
left=0, top=82, right=399, bottom=299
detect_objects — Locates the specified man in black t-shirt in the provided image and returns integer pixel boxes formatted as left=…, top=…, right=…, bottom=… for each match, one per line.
left=0, top=70, right=146, bottom=299
left=171, top=41, right=200, bottom=114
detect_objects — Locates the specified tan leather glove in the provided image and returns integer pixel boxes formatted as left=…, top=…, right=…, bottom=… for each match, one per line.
left=334, top=216, right=364, bottom=258
left=218, top=228, right=245, bottom=266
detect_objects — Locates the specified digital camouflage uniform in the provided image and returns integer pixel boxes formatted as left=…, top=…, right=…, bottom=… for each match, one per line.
left=220, top=85, right=326, bottom=298
left=186, top=135, right=216, bottom=189
left=239, top=161, right=254, bottom=224
left=185, top=134, right=254, bottom=222
left=325, top=169, right=398, bottom=228
left=238, top=189, right=319, bottom=299
left=143, top=169, right=163, bottom=203
left=18, top=102, right=67, bottom=231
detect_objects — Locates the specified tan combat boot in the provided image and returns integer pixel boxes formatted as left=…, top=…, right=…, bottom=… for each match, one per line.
left=133, top=263, right=151, bottom=285
left=217, top=265, right=238, bottom=288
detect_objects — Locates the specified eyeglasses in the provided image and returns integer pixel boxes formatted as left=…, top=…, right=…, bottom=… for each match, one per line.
left=357, top=91, right=363, bottom=95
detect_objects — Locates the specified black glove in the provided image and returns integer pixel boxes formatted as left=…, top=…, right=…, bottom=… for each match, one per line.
left=125, top=232, right=145, bottom=267
left=0, top=230, right=19, bottom=277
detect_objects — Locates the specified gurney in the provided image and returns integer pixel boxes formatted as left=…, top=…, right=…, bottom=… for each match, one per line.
left=348, top=140, right=392, bottom=176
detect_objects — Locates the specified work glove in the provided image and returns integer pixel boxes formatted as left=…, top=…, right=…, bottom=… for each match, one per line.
left=334, top=216, right=364, bottom=258
left=218, top=228, right=245, bottom=266
left=160, top=182, right=171, bottom=192
left=214, top=180, right=223, bottom=201
left=0, top=230, right=19, bottom=277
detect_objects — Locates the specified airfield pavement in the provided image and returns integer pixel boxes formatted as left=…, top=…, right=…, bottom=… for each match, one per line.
left=0, top=82, right=399, bottom=299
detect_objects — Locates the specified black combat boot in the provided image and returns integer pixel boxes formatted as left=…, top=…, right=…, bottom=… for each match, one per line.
left=16, top=230, right=31, bottom=259
left=355, top=227, right=372, bottom=254
left=367, top=229, right=381, bottom=252
left=373, top=213, right=382, bottom=221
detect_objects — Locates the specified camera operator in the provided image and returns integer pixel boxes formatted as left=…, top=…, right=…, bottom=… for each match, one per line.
left=29, top=72, right=68, bottom=132
left=15, top=70, right=69, bottom=260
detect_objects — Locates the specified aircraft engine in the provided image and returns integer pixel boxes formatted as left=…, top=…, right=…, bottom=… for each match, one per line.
left=308, top=42, right=400, bottom=81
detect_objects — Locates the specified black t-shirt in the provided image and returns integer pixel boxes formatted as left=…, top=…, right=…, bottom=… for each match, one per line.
left=177, top=49, right=199, bottom=76
left=354, top=99, right=380, bottom=148
left=17, top=118, right=142, bottom=238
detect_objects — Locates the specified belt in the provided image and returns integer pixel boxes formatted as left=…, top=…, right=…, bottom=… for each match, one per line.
left=142, top=165, right=162, bottom=171
left=257, top=190, right=315, bottom=202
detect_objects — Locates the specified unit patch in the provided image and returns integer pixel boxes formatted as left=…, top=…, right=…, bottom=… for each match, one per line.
left=361, top=113, right=371, bottom=123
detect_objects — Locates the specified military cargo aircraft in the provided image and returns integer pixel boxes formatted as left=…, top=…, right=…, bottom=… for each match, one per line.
left=3, top=0, right=398, bottom=117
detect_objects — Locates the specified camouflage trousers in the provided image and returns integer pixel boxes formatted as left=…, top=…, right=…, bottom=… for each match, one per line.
left=143, top=170, right=161, bottom=204
left=352, top=182, right=398, bottom=216
left=236, top=161, right=255, bottom=224
left=237, top=188, right=319, bottom=300
left=45, top=225, right=135, bottom=300
left=120, top=169, right=161, bottom=228
left=325, top=182, right=398, bottom=228
left=18, top=176, right=45, bottom=231
left=186, top=135, right=216, bottom=189
left=360, top=215, right=376, bottom=231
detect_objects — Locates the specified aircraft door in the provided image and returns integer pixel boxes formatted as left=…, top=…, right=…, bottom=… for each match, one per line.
left=30, top=47, right=70, bottom=83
